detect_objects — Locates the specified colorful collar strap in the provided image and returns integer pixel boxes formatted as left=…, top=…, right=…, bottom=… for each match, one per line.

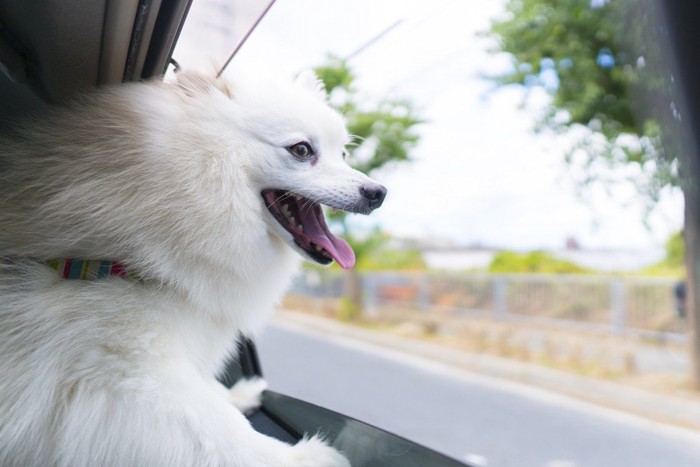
left=46, top=259, right=137, bottom=280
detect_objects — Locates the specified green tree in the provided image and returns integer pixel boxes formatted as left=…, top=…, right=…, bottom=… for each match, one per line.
left=350, top=228, right=426, bottom=271
left=489, top=250, right=590, bottom=274
left=313, top=57, right=422, bottom=317
left=643, top=231, right=685, bottom=277
left=487, top=0, right=700, bottom=387
left=488, top=0, right=677, bottom=201
left=665, top=231, right=685, bottom=268
left=314, top=57, right=420, bottom=176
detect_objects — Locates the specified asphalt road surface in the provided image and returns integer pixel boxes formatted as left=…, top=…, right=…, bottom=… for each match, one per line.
left=256, top=321, right=700, bottom=467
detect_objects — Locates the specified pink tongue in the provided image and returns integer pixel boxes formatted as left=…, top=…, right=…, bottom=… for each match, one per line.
left=298, top=207, right=355, bottom=269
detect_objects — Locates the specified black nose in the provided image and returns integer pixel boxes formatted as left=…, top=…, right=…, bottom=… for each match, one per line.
left=360, top=184, right=387, bottom=211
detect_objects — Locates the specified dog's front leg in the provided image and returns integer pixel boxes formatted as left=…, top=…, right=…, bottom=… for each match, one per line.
left=57, top=372, right=350, bottom=466
left=189, top=391, right=352, bottom=467
left=222, top=380, right=351, bottom=466
left=227, top=376, right=268, bottom=414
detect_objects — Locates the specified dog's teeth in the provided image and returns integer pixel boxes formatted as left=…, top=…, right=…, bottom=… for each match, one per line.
left=315, top=245, right=322, bottom=252
left=289, top=216, right=296, bottom=225
left=298, top=224, right=304, bottom=231
left=294, top=194, right=302, bottom=201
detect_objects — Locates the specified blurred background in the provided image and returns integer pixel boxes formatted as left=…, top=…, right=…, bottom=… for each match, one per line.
left=174, top=1, right=700, bottom=466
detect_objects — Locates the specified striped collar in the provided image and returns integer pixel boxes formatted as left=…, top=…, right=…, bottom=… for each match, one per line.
left=47, top=259, right=137, bottom=280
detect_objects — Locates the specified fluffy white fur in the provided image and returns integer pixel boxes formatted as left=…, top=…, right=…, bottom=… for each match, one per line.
left=0, top=70, right=380, bottom=466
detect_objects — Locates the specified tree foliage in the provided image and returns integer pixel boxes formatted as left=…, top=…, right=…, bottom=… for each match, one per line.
left=315, top=57, right=421, bottom=176
left=307, top=57, right=423, bottom=320
left=642, top=230, right=685, bottom=277
left=489, top=250, right=590, bottom=274
left=313, top=57, right=422, bottom=264
left=352, top=229, right=426, bottom=271
left=487, top=0, right=680, bottom=201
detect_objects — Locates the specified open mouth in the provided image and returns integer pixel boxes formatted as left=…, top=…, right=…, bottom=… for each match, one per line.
left=262, top=189, right=355, bottom=269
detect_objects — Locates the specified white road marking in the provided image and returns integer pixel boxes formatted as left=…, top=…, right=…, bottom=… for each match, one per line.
left=464, top=452, right=488, bottom=466
left=546, top=460, right=577, bottom=467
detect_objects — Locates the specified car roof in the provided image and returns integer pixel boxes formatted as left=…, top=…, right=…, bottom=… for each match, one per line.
left=0, top=0, right=191, bottom=127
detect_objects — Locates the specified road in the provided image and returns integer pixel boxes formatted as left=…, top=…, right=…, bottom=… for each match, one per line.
left=256, top=321, right=700, bottom=467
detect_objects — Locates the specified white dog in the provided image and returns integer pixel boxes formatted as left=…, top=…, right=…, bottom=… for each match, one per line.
left=0, top=70, right=386, bottom=466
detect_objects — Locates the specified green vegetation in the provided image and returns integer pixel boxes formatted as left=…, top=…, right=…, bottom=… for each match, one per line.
left=358, top=247, right=425, bottom=271
left=314, top=57, right=422, bottom=267
left=488, top=1, right=700, bottom=387
left=342, top=229, right=425, bottom=271
left=665, top=230, right=686, bottom=267
left=314, top=57, right=421, bottom=176
left=314, top=57, right=421, bottom=266
left=305, top=229, right=426, bottom=272
left=488, top=250, right=590, bottom=274
left=487, top=0, right=678, bottom=203
left=311, top=58, right=422, bottom=313
left=641, top=231, right=685, bottom=277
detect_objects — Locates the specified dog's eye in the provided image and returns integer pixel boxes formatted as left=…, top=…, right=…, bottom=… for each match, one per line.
left=287, top=142, right=314, bottom=159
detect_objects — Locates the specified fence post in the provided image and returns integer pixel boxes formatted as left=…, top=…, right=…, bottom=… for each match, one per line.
left=493, top=276, right=508, bottom=316
left=610, top=279, right=626, bottom=333
left=362, top=274, right=378, bottom=318
left=418, top=274, right=431, bottom=310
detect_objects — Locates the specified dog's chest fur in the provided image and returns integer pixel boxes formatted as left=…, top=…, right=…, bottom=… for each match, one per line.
left=0, top=77, right=302, bottom=462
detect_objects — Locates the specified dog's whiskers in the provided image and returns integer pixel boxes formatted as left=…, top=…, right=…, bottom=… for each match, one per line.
left=299, top=198, right=317, bottom=212
left=265, top=191, right=294, bottom=210
left=348, top=135, right=366, bottom=147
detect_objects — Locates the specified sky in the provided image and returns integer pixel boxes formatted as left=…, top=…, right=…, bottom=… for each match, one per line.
left=173, top=0, right=684, bottom=252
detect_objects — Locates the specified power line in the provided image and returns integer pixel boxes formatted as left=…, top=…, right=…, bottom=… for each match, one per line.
left=344, top=0, right=459, bottom=62
left=216, top=0, right=277, bottom=77
left=344, top=19, right=404, bottom=62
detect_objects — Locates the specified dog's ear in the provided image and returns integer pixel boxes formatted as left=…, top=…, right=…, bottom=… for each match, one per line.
left=175, top=70, right=213, bottom=94
left=175, top=70, right=233, bottom=98
left=295, top=70, right=327, bottom=100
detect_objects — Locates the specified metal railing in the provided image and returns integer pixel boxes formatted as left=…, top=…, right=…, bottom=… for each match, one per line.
left=288, top=270, right=687, bottom=342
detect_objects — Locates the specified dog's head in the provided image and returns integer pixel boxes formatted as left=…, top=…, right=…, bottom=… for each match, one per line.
left=179, top=70, right=387, bottom=269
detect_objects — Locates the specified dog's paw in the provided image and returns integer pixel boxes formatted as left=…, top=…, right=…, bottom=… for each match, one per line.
left=228, top=377, right=268, bottom=413
left=287, top=436, right=351, bottom=467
